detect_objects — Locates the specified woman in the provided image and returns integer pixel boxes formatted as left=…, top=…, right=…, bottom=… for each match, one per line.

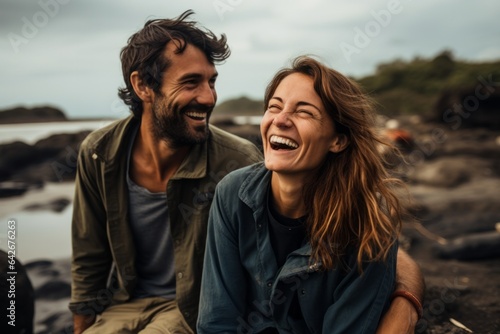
left=197, top=56, right=405, bottom=333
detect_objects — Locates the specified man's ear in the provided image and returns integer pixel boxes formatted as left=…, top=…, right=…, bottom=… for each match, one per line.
left=130, top=71, right=154, bottom=103
left=329, top=134, right=349, bottom=153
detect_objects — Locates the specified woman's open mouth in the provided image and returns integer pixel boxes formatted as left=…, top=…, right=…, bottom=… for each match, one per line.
left=269, top=135, right=298, bottom=150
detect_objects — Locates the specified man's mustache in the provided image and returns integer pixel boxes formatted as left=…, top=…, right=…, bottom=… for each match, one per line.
left=182, top=103, right=213, bottom=114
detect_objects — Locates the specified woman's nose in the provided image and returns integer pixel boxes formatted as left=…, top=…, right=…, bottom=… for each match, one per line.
left=273, top=110, right=292, bottom=128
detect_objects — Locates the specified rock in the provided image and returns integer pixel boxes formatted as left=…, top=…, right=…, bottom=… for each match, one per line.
left=24, top=260, right=53, bottom=270
left=0, top=141, right=45, bottom=181
left=407, top=157, right=477, bottom=187
left=0, top=250, right=35, bottom=334
left=0, top=181, right=32, bottom=198
left=25, top=259, right=70, bottom=281
left=408, top=158, right=471, bottom=188
left=0, top=130, right=90, bottom=183
left=433, top=230, right=500, bottom=260
left=24, top=197, right=71, bottom=213
left=433, top=129, right=500, bottom=163
left=433, top=86, right=500, bottom=130
left=0, top=106, right=67, bottom=124
left=34, top=131, right=90, bottom=154
left=35, top=281, right=71, bottom=300
left=24, top=258, right=73, bottom=333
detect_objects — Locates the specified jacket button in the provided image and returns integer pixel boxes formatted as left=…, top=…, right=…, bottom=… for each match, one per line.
left=301, top=289, right=306, bottom=295
left=267, top=282, right=272, bottom=287
left=177, top=272, right=183, bottom=279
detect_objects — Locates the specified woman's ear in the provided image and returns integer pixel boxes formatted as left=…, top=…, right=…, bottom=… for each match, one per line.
left=130, top=71, right=154, bottom=103
left=329, top=134, right=349, bottom=153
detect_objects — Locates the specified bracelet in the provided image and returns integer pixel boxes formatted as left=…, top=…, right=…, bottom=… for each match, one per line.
left=391, top=290, right=423, bottom=320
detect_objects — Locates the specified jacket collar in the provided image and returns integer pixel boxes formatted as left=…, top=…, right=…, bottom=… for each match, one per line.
left=90, top=115, right=209, bottom=180
left=90, top=115, right=137, bottom=164
left=171, top=134, right=207, bottom=180
left=238, top=163, right=271, bottom=212
left=238, top=163, right=324, bottom=263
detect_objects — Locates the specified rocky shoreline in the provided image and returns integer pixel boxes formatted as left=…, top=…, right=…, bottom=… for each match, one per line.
left=1, top=113, right=500, bottom=333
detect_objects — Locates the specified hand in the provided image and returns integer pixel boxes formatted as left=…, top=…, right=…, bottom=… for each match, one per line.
left=73, top=313, right=96, bottom=334
left=376, top=297, right=418, bottom=334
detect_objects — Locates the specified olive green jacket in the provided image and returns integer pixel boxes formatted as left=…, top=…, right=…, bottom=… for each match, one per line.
left=69, top=115, right=262, bottom=330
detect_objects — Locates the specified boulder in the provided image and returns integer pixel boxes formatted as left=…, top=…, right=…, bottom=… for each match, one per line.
left=433, top=230, right=500, bottom=260
left=0, top=130, right=90, bottom=185
left=0, top=106, right=67, bottom=124
left=35, top=281, right=71, bottom=300
left=24, top=197, right=71, bottom=213
left=433, top=87, right=500, bottom=130
left=0, top=250, right=35, bottom=334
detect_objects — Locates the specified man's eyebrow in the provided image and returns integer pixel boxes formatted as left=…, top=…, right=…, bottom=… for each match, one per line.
left=178, top=72, right=218, bottom=81
left=270, top=96, right=321, bottom=112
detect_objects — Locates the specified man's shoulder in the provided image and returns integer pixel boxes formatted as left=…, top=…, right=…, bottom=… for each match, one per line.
left=80, top=116, right=135, bottom=152
left=208, top=125, right=263, bottom=163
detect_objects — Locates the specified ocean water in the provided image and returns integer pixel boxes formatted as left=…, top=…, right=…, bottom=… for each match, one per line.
left=0, top=121, right=109, bottom=262
left=0, top=181, right=76, bottom=263
left=0, top=119, right=116, bottom=145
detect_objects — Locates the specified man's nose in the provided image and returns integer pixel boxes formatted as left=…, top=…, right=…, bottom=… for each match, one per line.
left=196, top=83, right=216, bottom=107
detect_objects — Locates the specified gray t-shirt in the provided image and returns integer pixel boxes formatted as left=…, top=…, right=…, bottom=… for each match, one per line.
left=126, top=126, right=176, bottom=299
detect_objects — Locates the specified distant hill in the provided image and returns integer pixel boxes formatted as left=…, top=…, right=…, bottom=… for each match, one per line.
left=357, top=50, right=500, bottom=117
left=213, top=96, right=264, bottom=116
left=215, top=51, right=500, bottom=119
left=0, top=106, right=67, bottom=124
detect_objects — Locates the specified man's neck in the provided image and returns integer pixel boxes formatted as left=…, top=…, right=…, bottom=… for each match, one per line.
left=129, top=120, right=190, bottom=193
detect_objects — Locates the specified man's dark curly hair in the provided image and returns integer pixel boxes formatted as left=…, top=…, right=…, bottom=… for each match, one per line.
left=118, top=10, right=230, bottom=118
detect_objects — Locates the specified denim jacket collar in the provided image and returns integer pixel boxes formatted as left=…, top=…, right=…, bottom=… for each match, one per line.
left=237, top=163, right=318, bottom=264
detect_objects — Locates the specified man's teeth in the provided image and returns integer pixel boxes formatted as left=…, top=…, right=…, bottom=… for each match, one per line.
left=270, top=135, right=298, bottom=149
left=186, top=111, right=206, bottom=119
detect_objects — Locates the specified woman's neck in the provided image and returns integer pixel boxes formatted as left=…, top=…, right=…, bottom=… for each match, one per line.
left=270, top=172, right=307, bottom=219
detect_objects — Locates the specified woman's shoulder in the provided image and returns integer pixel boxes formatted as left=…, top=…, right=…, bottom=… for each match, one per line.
left=217, top=162, right=265, bottom=189
left=215, top=162, right=269, bottom=209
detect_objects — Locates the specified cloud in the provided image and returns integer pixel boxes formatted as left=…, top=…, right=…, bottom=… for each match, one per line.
left=1, top=0, right=499, bottom=118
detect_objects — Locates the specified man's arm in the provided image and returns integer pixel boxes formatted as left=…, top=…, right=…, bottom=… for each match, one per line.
left=376, top=248, right=425, bottom=334
left=70, top=140, right=113, bottom=332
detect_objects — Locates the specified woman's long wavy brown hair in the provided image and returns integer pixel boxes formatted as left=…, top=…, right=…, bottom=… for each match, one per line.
left=264, top=56, right=404, bottom=271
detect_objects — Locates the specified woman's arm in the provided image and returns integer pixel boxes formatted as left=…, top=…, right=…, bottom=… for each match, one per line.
left=197, top=185, right=248, bottom=333
left=322, top=243, right=399, bottom=333
left=376, top=249, right=425, bottom=334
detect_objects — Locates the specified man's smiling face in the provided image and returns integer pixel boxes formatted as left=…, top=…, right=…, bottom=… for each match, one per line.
left=151, top=42, right=218, bottom=146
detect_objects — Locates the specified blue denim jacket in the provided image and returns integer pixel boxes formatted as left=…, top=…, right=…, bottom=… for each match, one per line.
left=198, top=163, right=397, bottom=334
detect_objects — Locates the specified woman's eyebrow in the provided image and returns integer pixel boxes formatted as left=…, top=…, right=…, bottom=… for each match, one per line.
left=271, top=96, right=321, bottom=112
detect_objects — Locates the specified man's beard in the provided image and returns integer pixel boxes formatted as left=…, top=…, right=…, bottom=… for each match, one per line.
left=150, top=95, right=212, bottom=147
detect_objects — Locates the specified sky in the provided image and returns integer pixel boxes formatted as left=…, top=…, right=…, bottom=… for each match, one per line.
left=1, top=0, right=500, bottom=119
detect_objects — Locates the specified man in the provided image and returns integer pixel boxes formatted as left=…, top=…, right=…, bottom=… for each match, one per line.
left=70, top=10, right=424, bottom=333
